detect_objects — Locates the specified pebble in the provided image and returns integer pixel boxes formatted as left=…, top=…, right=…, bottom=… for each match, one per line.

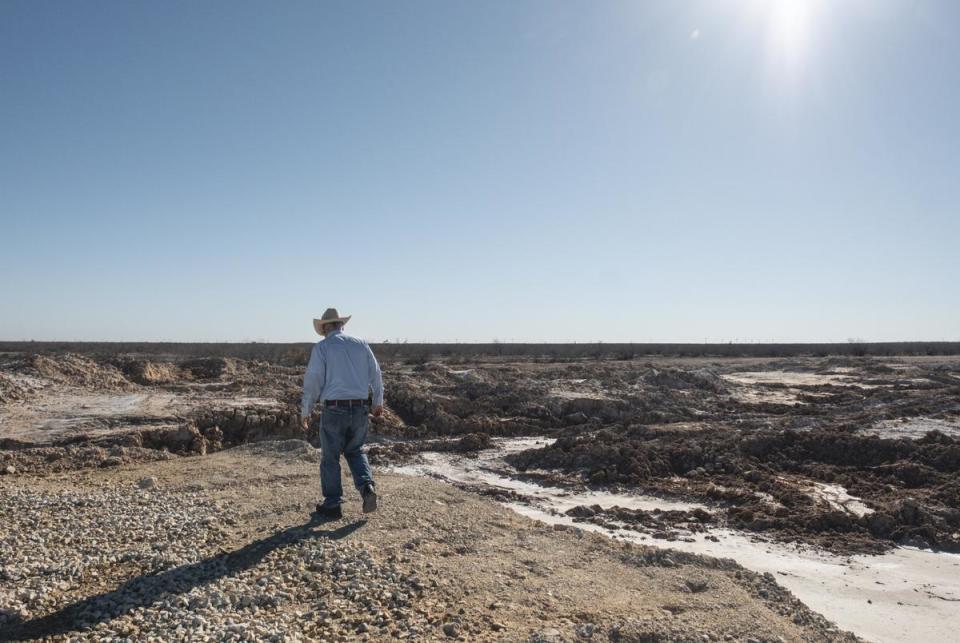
left=531, top=628, right=563, bottom=642
left=442, top=622, right=460, bottom=637
left=0, top=483, right=428, bottom=640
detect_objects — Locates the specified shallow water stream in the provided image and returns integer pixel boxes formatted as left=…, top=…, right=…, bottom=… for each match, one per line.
left=391, top=437, right=960, bottom=643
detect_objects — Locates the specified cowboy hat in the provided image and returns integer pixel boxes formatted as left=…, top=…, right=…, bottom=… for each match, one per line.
left=313, top=308, right=352, bottom=335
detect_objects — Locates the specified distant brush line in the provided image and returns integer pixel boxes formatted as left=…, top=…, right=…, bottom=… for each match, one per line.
left=1, top=341, right=959, bottom=364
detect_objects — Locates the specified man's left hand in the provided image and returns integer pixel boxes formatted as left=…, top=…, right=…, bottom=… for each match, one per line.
left=300, top=417, right=309, bottom=431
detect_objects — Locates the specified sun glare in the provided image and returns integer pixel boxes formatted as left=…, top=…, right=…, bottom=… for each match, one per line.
left=754, top=0, right=827, bottom=80
left=771, top=2, right=812, bottom=57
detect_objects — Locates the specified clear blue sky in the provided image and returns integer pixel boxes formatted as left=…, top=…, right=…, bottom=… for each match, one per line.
left=2, top=1, right=957, bottom=343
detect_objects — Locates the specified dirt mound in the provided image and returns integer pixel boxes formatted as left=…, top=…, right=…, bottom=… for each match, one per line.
left=2, top=413, right=307, bottom=464
left=455, top=432, right=492, bottom=451
left=191, top=406, right=303, bottom=446
left=367, top=441, right=422, bottom=465
left=0, top=372, right=35, bottom=404
left=180, top=356, right=237, bottom=379
left=508, top=424, right=960, bottom=554
left=0, top=443, right=176, bottom=474
left=385, top=369, right=548, bottom=438
left=367, top=432, right=494, bottom=467
left=369, top=407, right=422, bottom=438
left=381, top=361, right=728, bottom=438
left=565, top=504, right=714, bottom=541
left=641, top=367, right=728, bottom=393
left=19, top=353, right=132, bottom=389
left=137, top=422, right=213, bottom=455
left=230, top=438, right=320, bottom=462
left=112, top=358, right=181, bottom=385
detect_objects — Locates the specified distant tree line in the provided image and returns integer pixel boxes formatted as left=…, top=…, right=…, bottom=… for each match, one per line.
left=1, top=341, right=958, bottom=365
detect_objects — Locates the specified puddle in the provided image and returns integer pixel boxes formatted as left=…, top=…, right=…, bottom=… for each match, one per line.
left=393, top=437, right=960, bottom=643
left=393, top=438, right=706, bottom=515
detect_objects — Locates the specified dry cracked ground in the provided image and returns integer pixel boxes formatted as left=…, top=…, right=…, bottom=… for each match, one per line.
left=2, top=349, right=959, bottom=641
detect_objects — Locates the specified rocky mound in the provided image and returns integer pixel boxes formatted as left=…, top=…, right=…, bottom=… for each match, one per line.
left=565, top=504, right=714, bottom=542
left=112, top=358, right=181, bottom=385
left=180, top=357, right=237, bottom=379
left=641, top=367, right=728, bottom=393
left=381, top=361, right=735, bottom=439
left=368, top=432, right=493, bottom=466
left=17, top=353, right=132, bottom=390
left=0, top=372, right=35, bottom=404
left=191, top=407, right=303, bottom=447
left=385, top=365, right=548, bottom=437
left=0, top=443, right=176, bottom=475
left=231, top=438, right=320, bottom=462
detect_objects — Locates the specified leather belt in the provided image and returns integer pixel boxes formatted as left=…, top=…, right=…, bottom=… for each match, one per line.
left=325, top=399, right=368, bottom=408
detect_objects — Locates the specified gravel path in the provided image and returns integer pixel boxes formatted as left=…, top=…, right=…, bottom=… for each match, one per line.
left=1, top=441, right=856, bottom=642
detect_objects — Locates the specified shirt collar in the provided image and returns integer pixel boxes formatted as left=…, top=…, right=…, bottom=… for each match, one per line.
left=326, top=330, right=343, bottom=338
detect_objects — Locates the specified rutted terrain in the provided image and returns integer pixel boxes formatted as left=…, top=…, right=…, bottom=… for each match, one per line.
left=375, top=357, right=960, bottom=555
left=3, top=351, right=959, bottom=554
left=2, top=349, right=960, bottom=641
left=0, top=352, right=303, bottom=472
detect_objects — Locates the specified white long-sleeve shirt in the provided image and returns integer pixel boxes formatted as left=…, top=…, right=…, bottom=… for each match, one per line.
left=301, top=330, right=384, bottom=418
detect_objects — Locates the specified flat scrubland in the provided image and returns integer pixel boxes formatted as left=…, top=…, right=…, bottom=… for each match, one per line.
left=2, top=341, right=959, bottom=365
left=2, top=347, right=959, bottom=641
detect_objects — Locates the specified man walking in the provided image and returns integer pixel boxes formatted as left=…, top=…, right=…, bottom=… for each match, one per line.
left=301, top=308, right=384, bottom=519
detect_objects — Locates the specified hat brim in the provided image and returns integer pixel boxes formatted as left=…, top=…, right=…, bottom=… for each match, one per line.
left=313, top=316, right=351, bottom=335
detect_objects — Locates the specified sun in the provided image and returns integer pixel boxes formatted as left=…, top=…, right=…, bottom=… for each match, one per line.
left=762, top=0, right=826, bottom=75
left=769, top=0, right=819, bottom=64
left=745, top=0, right=829, bottom=80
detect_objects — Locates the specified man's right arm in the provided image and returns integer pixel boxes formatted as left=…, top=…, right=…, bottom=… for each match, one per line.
left=301, top=344, right=326, bottom=423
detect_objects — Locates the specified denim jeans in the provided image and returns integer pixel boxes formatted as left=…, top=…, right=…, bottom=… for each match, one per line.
left=319, top=404, right=374, bottom=508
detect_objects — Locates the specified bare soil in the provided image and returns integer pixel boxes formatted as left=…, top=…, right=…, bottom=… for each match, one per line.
left=0, top=443, right=853, bottom=642
left=378, top=357, right=960, bottom=555
left=3, top=349, right=960, bottom=640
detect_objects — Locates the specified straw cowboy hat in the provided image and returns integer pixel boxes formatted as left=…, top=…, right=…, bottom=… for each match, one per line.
left=313, top=308, right=352, bottom=335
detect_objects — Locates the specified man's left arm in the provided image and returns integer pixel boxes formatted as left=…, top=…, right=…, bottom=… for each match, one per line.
left=366, top=343, right=384, bottom=417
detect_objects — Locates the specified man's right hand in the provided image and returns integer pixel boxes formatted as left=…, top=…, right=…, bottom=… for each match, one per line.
left=371, top=405, right=384, bottom=418
left=300, top=417, right=309, bottom=431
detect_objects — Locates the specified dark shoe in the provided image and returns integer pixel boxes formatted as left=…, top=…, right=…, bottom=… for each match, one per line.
left=315, top=503, right=342, bottom=520
left=362, top=484, right=378, bottom=514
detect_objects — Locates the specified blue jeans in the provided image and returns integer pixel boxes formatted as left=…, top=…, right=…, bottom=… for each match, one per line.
left=319, top=405, right=374, bottom=508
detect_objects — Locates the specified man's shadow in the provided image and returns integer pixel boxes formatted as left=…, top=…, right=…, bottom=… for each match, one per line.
left=1, top=516, right=366, bottom=641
